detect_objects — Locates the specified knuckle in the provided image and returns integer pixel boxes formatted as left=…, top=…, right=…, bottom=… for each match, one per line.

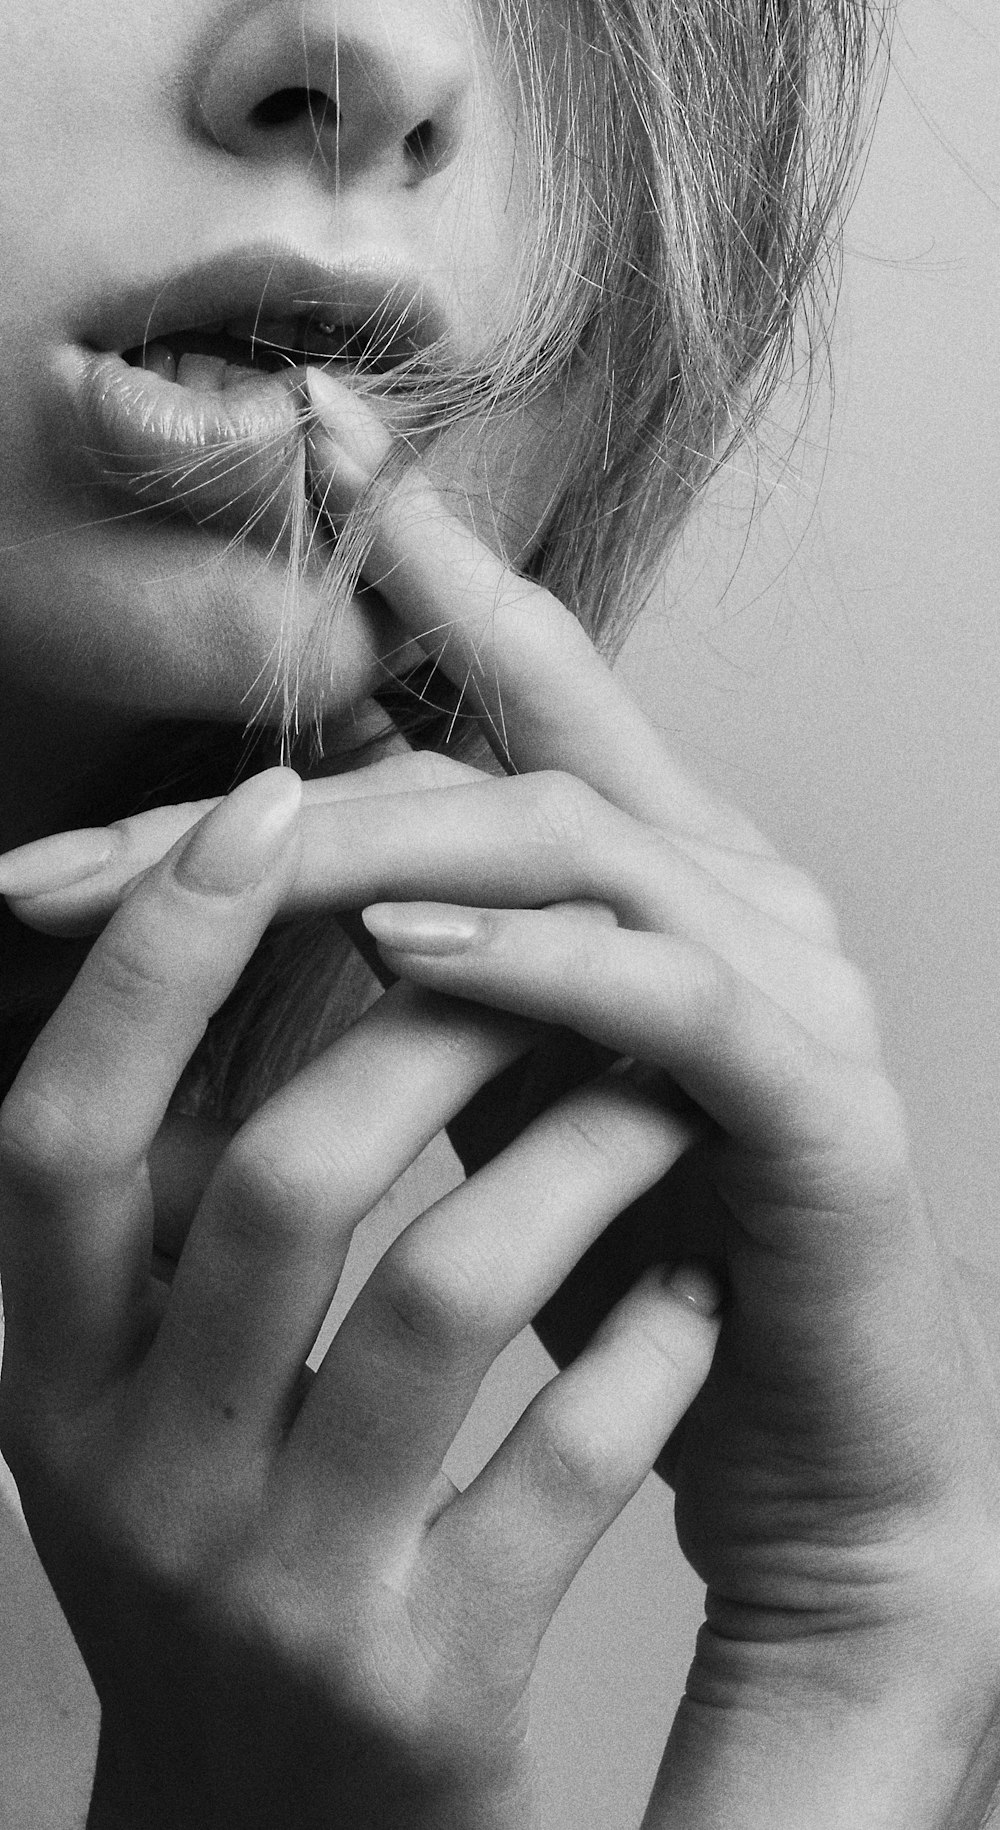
left=92, top=914, right=177, bottom=1020
left=631, top=1302, right=706, bottom=1390
left=519, top=770, right=602, bottom=853
left=673, top=941, right=734, bottom=1042
left=548, top=1093, right=639, bottom=1180
left=376, top=1232, right=497, bottom=1360
left=777, top=1065, right=915, bottom=1203
left=210, top=1129, right=327, bottom=1253
left=770, top=862, right=842, bottom=946
left=531, top=1394, right=626, bottom=1504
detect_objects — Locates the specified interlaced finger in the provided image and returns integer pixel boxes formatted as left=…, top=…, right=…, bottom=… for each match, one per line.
left=0, top=750, right=482, bottom=938
left=6, top=771, right=870, bottom=1059
left=362, top=902, right=902, bottom=1166
left=420, top=1264, right=720, bottom=1661
left=284, top=1069, right=700, bottom=1542
left=145, top=983, right=529, bottom=1445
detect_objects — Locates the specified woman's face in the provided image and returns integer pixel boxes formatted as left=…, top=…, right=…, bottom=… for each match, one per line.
left=0, top=0, right=563, bottom=733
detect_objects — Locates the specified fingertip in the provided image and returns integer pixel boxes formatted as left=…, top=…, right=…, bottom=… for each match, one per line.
left=2, top=887, right=113, bottom=938
left=0, top=827, right=117, bottom=899
left=660, top=1260, right=726, bottom=1321
left=304, top=366, right=395, bottom=494
left=361, top=901, right=483, bottom=956
left=174, top=768, right=302, bottom=898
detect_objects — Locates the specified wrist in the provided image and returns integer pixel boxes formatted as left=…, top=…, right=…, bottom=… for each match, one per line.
left=643, top=1620, right=1000, bottom=1830
left=87, top=1721, right=539, bottom=1830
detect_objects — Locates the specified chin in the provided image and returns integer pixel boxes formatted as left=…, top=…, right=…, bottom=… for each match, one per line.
left=0, top=507, right=391, bottom=732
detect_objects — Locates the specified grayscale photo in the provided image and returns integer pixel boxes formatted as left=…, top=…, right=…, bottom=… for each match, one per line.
left=0, top=2, right=996, bottom=1824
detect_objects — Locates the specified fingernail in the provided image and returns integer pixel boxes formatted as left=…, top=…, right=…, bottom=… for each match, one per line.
left=662, top=1262, right=725, bottom=1319
left=305, top=367, right=394, bottom=484
left=175, top=769, right=301, bottom=896
left=361, top=902, right=483, bottom=956
left=0, top=828, right=117, bottom=898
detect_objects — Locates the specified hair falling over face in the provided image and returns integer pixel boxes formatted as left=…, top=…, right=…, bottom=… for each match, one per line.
left=134, top=0, right=889, bottom=1123
left=212, top=0, right=880, bottom=728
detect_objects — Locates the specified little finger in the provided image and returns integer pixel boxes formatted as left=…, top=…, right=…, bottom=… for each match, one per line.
left=361, top=901, right=896, bottom=1162
left=422, top=1264, right=721, bottom=1650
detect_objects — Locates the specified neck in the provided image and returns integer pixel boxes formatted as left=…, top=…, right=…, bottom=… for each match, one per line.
left=0, top=683, right=397, bottom=1056
left=0, top=684, right=148, bottom=853
left=0, top=688, right=145, bottom=1054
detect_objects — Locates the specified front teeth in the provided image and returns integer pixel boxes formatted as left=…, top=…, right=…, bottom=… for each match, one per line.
left=140, top=343, right=259, bottom=392
left=134, top=303, right=381, bottom=392
left=176, top=352, right=229, bottom=392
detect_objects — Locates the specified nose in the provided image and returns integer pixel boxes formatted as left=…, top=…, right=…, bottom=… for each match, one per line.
left=196, top=0, right=472, bottom=186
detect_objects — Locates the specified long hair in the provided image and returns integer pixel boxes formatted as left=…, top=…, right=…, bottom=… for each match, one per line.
left=288, top=0, right=882, bottom=659
left=146, top=0, right=888, bottom=1122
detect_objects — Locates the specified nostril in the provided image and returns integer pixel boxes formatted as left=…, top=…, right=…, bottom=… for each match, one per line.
left=251, top=87, right=337, bottom=131
left=403, top=118, right=437, bottom=172
left=195, top=4, right=470, bottom=178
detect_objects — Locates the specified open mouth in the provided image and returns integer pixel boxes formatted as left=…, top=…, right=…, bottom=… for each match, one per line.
left=57, top=246, right=443, bottom=547
left=121, top=304, right=425, bottom=391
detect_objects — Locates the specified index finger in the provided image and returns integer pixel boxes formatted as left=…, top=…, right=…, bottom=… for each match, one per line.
left=0, top=751, right=482, bottom=938
left=306, top=367, right=767, bottom=853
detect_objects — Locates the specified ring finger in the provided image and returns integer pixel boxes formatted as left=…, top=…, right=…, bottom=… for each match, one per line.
left=285, top=1068, right=700, bottom=1544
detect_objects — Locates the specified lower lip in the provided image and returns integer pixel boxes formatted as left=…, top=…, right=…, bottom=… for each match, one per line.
left=55, top=345, right=310, bottom=546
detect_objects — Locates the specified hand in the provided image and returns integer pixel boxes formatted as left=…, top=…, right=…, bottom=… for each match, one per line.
left=299, top=371, right=1000, bottom=1829
left=0, top=769, right=720, bottom=1830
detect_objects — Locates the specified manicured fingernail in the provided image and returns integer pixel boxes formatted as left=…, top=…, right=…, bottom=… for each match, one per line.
left=362, top=902, right=483, bottom=955
left=175, top=769, right=301, bottom=896
left=0, top=827, right=117, bottom=897
left=662, top=1262, right=725, bottom=1319
left=305, top=367, right=394, bottom=486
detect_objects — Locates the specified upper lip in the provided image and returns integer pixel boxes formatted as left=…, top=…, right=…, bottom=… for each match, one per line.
left=81, top=241, right=449, bottom=369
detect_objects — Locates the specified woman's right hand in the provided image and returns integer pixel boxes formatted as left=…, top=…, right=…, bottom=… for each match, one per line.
left=0, top=768, right=719, bottom=1830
